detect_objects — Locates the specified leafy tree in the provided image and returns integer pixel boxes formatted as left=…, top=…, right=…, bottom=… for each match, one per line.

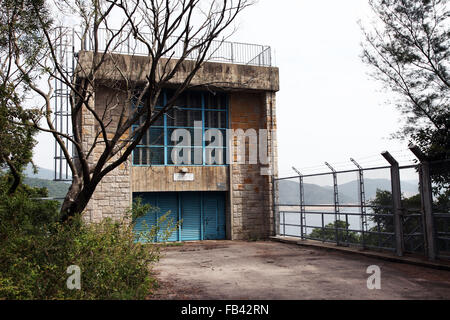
left=361, top=0, right=449, bottom=189
left=366, top=188, right=450, bottom=252
left=0, top=86, right=38, bottom=194
left=309, top=220, right=360, bottom=244
left=367, top=189, right=421, bottom=233
left=0, top=0, right=51, bottom=194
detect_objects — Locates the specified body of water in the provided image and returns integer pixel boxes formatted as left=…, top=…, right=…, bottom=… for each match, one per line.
left=278, top=205, right=378, bottom=237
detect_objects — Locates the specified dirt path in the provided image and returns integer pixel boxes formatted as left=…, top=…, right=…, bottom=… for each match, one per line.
left=150, top=240, right=450, bottom=300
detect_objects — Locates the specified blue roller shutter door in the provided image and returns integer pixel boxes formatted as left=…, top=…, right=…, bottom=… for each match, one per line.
left=180, top=192, right=202, bottom=241
left=133, top=192, right=178, bottom=242
left=133, top=192, right=226, bottom=241
left=133, top=192, right=157, bottom=242
left=203, top=193, right=226, bottom=240
left=156, top=193, right=179, bottom=242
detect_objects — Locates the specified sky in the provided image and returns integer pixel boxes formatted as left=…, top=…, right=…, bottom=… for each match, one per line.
left=32, top=0, right=419, bottom=181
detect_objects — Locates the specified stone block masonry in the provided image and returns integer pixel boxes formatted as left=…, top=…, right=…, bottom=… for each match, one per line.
left=229, top=92, right=277, bottom=240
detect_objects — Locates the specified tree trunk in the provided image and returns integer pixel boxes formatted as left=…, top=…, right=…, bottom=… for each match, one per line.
left=4, top=158, right=21, bottom=195
left=60, top=177, right=96, bottom=222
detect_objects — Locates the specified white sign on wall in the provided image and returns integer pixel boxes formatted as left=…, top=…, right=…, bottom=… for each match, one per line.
left=173, top=173, right=194, bottom=181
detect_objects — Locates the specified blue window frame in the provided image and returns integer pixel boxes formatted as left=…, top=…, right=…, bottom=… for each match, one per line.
left=132, top=89, right=229, bottom=166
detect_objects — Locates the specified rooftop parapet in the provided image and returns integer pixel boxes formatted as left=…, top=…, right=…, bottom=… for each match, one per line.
left=76, top=51, right=279, bottom=92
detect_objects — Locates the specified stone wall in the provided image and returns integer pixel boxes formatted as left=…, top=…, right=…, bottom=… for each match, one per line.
left=81, top=87, right=132, bottom=223
left=229, top=92, right=277, bottom=240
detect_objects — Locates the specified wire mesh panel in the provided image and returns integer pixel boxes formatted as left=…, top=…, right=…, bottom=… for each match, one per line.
left=399, top=167, right=425, bottom=254
left=276, top=156, right=449, bottom=261
left=431, top=159, right=450, bottom=259
left=276, top=163, right=414, bottom=254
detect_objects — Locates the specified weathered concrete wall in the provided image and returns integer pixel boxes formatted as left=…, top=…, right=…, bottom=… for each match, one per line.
left=76, top=51, right=279, bottom=92
left=132, top=166, right=228, bottom=192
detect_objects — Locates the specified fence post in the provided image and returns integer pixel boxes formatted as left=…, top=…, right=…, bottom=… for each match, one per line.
left=325, top=162, right=342, bottom=246
left=293, top=167, right=305, bottom=240
left=381, top=151, right=404, bottom=257
left=272, top=175, right=280, bottom=236
left=299, top=175, right=305, bottom=240
left=409, top=144, right=437, bottom=260
left=230, top=42, right=234, bottom=64
left=351, top=158, right=367, bottom=249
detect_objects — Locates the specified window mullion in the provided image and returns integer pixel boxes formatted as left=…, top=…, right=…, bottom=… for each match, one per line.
left=164, top=90, right=168, bottom=166
left=202, top=92, right=205, bottom=166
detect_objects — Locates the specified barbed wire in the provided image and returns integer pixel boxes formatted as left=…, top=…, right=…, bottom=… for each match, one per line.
left=281, top=148, right=420, bottom=178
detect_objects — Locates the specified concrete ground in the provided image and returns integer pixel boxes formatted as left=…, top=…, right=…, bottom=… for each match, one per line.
left=150, top=240, right=450, bottom=300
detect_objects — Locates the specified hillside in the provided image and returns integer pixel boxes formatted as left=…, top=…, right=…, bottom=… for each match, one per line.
left=24, top=165, right=60, bottom=180
left=23, top=177, right=70, bottom=199
left=335, top=179, right=419, bottom=202
left=278, top=178, right=419, bottom=205
left=278, top=180, right=354, bottom=205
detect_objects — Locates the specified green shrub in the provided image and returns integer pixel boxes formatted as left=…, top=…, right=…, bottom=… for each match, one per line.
left=0, top=179, right=176, bottom=300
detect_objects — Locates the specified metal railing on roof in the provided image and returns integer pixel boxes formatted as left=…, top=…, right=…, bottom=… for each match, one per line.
left=84, top=28, right=272, bottom=67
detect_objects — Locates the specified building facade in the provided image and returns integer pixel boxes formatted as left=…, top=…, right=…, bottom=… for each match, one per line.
left=78, top=51, right=279, bottom=241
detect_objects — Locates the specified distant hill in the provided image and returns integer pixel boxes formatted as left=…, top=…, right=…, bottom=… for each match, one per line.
left=23, top=177, right=70, bottom=199
left=335, top=179, right=419, bottom=202
left=278, top=180, right=353, bottom=205
left=24, top=165, right=59, bottom=180
left=278, top=178, right=419, bottom=205
left=21, top=165, right=70, bottom=199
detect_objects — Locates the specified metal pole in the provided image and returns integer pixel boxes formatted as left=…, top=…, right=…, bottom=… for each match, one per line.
left=230, top=42, right=234, bottom=64
left=409, top=144, right=437, bottom=260
left=300, top=175, right=305, bottom=239
left=325, top=162, right=341, bottom=245
left=321, top=212, right=325, bottom=243
left=272, top=175, right=279, bottom=236
left=293, top=167, right=305, bottom=240
left=381, top=151, right=404, bottom=256
left=351, top=158, right=367, bottom=249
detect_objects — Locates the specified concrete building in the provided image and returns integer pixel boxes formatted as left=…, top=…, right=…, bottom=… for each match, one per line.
left=77, top=44, right=279, bottom=241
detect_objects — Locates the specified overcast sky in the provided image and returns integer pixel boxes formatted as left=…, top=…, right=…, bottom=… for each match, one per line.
left=32, top=0, right=419, bottom=181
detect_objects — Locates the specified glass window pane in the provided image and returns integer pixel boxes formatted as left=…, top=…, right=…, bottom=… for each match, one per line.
left=167, top=128, right=203, bottom=147
left=133, top=148, right=141, bottom=165
left=149, top=147, right=165, bottom=165
left=187, top=91, right=202, bottom=108
left=205, top=129, right=227, bottom=147
left=205, top=147, right=225, bottom=165
left=167, top=109, right=202, bottom=127
left=151, top=110, right=164, bottom=126
left=167, top=90, right=203, bottom=109
left=205, top=111, right=226, bottom=128
left=205, top=92, right=227, bottom=109
left=134, top=147, right=165, bottom=165
left=166, top=90, right=187, bottom=108
left=149, top=127, right=165, bottom=145
left=167, top=146, right=203, bottom=165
